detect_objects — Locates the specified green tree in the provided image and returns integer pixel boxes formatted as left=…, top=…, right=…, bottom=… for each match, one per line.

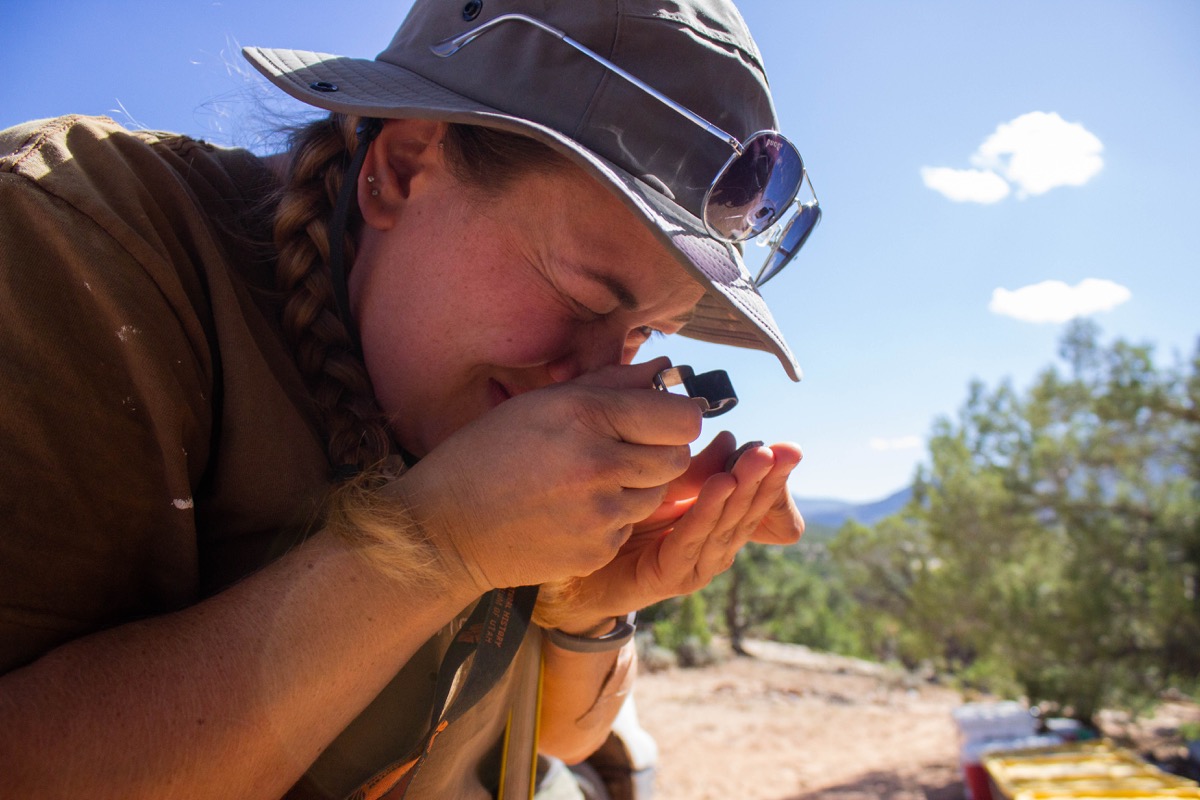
left=696, top=523, right=864, bottom=657
left=832, top=321, right=1200, bottom=720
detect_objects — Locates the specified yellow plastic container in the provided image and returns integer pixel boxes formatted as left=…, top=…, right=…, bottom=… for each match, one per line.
left=983, top=740, right=1200, bottom=800
left=1013, top=791, right=1200, bottom=799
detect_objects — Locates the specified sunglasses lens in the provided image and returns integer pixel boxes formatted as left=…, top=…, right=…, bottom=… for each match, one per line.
left=704, top=133, right=804, bottom=241
left=755, top=202, right=821, bottom=287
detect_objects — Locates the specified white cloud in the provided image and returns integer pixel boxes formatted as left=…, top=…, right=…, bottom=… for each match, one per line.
left=923, top=111, right=1103, bottom=202
left=869, top=435, right=923, bottom=452
left=920, top=167, right=1010, bottom=204
left=989, top=278, right=1131, bottom=323
left=972, top=112, right=1104, bottom=197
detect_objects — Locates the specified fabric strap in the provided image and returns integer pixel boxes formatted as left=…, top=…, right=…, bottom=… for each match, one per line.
left=346, top=584, right=540, bottom=800
left=328, top=118, right=540, bottom=799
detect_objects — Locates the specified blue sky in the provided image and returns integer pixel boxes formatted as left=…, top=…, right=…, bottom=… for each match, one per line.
left=5, top=1, right=1198, bottom=502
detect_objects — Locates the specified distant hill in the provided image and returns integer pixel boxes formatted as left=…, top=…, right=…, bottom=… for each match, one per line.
left=794, top=486, right=913, bottom=528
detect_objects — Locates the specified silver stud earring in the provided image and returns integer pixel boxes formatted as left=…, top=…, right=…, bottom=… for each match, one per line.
left=367, top=174, right=379, bottom=196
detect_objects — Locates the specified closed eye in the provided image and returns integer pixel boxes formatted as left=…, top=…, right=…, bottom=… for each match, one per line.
left=628, top=325, right=664, bottom=344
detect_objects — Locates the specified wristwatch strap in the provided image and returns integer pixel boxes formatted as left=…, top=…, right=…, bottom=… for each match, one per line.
left=544, top=613, right=636, bottom=653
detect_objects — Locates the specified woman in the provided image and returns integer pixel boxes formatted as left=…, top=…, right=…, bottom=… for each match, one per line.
left=0, top=0, right=815, bottom=797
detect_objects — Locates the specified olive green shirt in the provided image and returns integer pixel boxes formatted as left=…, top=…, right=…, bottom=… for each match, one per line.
left=0, top=115, right=519, bottom=799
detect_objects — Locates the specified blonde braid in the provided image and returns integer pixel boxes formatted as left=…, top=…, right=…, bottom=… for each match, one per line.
left=271, top=115, right=424, bottom=580
left=271, top=113, right=395, bottom=472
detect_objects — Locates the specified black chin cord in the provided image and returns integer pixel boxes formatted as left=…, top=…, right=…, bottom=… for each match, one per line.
left=327, top=118, right=383, bottom=360
left=325, top=118, right=390, bottom=482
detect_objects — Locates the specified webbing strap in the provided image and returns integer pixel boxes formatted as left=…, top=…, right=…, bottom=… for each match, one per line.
left=346, top=585, right=540, bottom=800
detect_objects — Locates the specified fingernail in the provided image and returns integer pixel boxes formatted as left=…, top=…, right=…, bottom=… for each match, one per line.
left=724, top=440, right=764, bottom=472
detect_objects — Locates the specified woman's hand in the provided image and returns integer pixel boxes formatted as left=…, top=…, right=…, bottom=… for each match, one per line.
left=385, top=358, right=705, bottom=596
left=536, top=432, right=804, bottom=633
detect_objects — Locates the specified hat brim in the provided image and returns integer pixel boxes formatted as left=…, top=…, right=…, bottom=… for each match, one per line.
left=243, top=46, right=801, bottom=381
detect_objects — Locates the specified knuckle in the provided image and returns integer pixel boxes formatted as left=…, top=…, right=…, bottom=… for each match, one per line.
left=659, top=395, right=703, bottom=441
left=596, top=446, right=628, bottom=473
left=643, top=484, right=671, bottom=515
left=603, top=524, right=632, bottom=555
left=594, top=493, right=630, bottom=528
left=574, top=389, right=622, bottom=435
left=666, top=444, right=692, bottom=475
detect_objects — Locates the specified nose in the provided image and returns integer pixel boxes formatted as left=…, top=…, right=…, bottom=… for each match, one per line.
left=545, top=323, right=628, bottom=383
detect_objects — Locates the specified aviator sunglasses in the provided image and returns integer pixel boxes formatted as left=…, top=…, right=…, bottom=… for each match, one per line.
left=431, top=13, right=821, bottom=287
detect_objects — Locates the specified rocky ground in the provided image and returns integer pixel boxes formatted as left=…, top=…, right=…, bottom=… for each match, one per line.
left=632, top=640, right=1200, bottom=800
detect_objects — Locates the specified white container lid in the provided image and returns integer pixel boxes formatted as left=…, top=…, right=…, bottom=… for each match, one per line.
left=953, top=701, right=1037, bottom=741
left=960, top=734, right=1064, bottom=765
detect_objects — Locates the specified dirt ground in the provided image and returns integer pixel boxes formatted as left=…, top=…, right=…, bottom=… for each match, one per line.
left=632, top=640, right=1200, bottom=800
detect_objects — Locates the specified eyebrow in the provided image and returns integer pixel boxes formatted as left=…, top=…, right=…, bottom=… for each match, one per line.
left=583, top=268, right=638, bottom=310
left=583, top=268, right=695, bottom=327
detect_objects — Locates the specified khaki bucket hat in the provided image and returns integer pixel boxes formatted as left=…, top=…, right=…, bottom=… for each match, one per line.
left=244, top=0, right=803, bottom=380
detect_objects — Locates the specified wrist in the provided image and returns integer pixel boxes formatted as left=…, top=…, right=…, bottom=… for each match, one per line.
left=326, top=471, right=481, bottom=606
left=379, top=465, right=501, bottom=600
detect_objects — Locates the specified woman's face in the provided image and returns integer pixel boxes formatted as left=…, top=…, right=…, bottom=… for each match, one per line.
left=350, top=138, right=705, bottom=457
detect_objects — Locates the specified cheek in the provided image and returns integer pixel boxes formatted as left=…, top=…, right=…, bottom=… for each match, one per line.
left=481, top=304, right=577, bottom=366
left=464, top=277, right=579, bottom=367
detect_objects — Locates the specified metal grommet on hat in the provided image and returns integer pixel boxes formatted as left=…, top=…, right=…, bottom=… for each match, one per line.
left=461, top=0, right=483, bottom=21
left=309, top=81, right=338, bottom=92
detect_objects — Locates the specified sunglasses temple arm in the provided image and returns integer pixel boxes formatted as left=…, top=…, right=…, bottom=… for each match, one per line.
left=431, top=13, right=742, bottom=152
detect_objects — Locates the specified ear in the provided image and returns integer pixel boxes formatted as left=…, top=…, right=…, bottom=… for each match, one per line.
left=357, top=119, right=449, bottom=231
